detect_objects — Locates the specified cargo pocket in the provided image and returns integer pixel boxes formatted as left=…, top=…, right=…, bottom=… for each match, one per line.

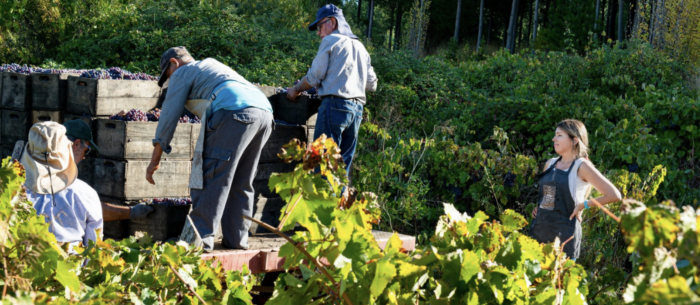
left=202, top=147, right=232, bottom=181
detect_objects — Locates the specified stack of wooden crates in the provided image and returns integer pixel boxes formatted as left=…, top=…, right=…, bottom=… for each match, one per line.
left=0, top=70, right=320, bottom=241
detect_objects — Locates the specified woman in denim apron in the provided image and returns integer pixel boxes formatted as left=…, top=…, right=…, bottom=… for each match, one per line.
left=530, top=120, right=622, bottom=261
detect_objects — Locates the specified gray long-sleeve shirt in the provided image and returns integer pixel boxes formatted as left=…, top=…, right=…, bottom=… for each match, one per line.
left=305, top=31, right=378, bottom=103
left=153, top=58, right=260, bottom=154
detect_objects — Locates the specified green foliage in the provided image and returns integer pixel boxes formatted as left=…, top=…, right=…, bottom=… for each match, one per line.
left=267, top=138, right=590, bottom=304
left=0, top=157, right=254, bottom=304
left=535, top=0, right=596, bottom=53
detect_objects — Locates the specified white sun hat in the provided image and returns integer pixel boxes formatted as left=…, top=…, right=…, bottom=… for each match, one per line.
left=20, top=122, right=77, bottom=194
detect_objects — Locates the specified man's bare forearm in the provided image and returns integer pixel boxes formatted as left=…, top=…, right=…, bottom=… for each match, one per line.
left=101, top=202, right=131, bottom=222
left=294, top=77, right=313, bottom=92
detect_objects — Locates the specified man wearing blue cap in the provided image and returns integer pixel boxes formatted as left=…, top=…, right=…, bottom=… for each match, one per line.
left=287, top=4, right=378, bottom=180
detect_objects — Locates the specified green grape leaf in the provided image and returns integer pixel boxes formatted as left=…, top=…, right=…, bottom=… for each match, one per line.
left=370, top=257, right=397, bottom=297
left=500, top=209, right=528, bottom=232
left=55, top=261, right=81, bottom=293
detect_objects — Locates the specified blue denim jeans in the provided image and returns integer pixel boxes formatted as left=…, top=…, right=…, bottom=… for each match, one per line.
left=314, top=97, right=364, bottom=174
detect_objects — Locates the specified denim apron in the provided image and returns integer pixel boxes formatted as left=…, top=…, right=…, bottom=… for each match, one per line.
left=530, top=157, right=582, bottom=259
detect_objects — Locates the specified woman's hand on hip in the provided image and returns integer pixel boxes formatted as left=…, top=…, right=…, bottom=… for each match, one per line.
left=570, top=203, right=585, bottom=222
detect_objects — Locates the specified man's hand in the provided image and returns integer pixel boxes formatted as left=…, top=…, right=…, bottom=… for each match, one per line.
left=146, top=161, right=160, bottom=185
left=287, top=87, right=301, bottom=102
left=531, top=207, right=537, bottom=218
left=130, top=204, right=155, bottom=219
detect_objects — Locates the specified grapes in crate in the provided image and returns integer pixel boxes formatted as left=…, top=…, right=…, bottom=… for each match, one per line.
left=0, top=63, right=83, bottom=75
left=138, top=197, right=192, bottom=206
left=276, top=79, right=319, bottom=99
left=109, top=109, right=148, bottom=122
left=79, top=67, right=158, bottom=81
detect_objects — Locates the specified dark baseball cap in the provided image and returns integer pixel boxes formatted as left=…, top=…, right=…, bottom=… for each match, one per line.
left=158, top=46, right=191, bottom=87
left=308, top=5, right=357, bottom=39
left=63, top=119, right=99, bottom=152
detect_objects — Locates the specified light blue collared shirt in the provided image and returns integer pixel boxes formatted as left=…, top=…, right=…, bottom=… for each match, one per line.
left=209, top=80, right=273, bottom=115
left=26, top=179, right=103, bottom=247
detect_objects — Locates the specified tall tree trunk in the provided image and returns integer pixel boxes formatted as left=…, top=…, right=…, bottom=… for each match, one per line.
left=532, top=0, right=540, bottom=42
left=543, top=0, right=552, bottom=28
left=395, top=2, right=403, bottom=50
left=506, top=0, right=519, bottom=53
left=476, top=0, right=485, bottom=51
left=389, top=1, right=396, bottom=49
left=595, top=0, right=601, bottom=30
left=487, top=9, right=493, bottom=46
left=454, top=0, right=463, bottom=43
left=367, top=0, right=375, bottom=39
left=618, top=0, right=624, bottom=42
left=358, top=0, right=363, bottom=24
left=526, top=1, right=533, bottom=44
left=607, top=0, right=616, bottom=40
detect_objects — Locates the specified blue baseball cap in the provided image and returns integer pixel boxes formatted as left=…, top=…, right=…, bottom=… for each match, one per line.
left=308, top=5, right=358, bottom=39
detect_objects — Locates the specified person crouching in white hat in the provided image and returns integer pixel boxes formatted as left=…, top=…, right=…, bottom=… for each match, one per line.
left=20, top=122, right=103, bottom=249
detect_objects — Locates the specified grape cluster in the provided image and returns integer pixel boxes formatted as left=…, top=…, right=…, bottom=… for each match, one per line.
left=147, top=108, right=161, bottom=121
left=0, top=63, right=82, bottom=75
left=109, top=109, right=148, bottom=122
left=627, top=163, right=639, bottom=173
left=110, top=108, right=200, bottom=124
left=275, top=79, right=319, bottom=99
left=79, top=67, right=158, bottom=80
left=503, top=172, right=517, bottom=188
left=179, top=114, right=201, bottom=124
left=137, top=197, right=192, bottom=206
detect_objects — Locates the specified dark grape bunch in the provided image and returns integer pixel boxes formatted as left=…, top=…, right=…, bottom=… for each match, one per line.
left=627, top=163, right=639, bottom=173
left=110, top=108, right=200, bottom=124
left=80, top=67, right=158, bottom=81
left=0, top=63, right=83, bottom=75
left=503, top=172, right=517, bottom=188
left=138, top=197, right=192, bottom=206
left=276, top=79, right=319, bottom=99
left=179, top=114, right=201, bottom=124
left=110, top=109, right=148, bottom=122
left=147, top=108, right=161, bottom=121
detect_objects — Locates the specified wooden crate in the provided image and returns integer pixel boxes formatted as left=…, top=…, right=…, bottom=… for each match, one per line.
left=253, top=162, right=297, bottom=198
left=77, top=156, right=95, bottom=185
left=249, top=196, right=286, bottom=234
left=31, top=72, right=80, bottom=110
left=271, top=94, right=321, bottom=125
left=129, top=203, right=191, bottom=241
left=255, top=85, right=278, bottom=98
left=31, top=110, right=63, bottom=125
left=1, top=110, right=29, bottom=145
left=259, top=124, right=307, bottom=163
left=66, top=76, right=161, bottom=116
left=95, top=119, right=193, bottom=160
left=1, top=72, right=31, bottom=111
left=92, top=158, right=191, bottom=200
left=1, top=145, right=11, bottom=159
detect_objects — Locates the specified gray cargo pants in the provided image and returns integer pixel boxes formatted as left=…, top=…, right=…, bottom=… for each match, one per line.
left=190, top=107, right=273, bottom=250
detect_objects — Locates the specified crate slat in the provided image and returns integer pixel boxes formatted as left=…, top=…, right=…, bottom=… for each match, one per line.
left=95, top=119, right=193, bottom=160
left=249, top=196, right=286, bottom=234
left=271, top=94, right=321, bottom=125
left=31, top=73, right=80, bottom=110
left=31, top=110, right=63, bottom=125
left=1, top=73, right=31, bottom=111
left=67, top=77, right=161, bottom=116
left=93, top=158, right=191, bottom=200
